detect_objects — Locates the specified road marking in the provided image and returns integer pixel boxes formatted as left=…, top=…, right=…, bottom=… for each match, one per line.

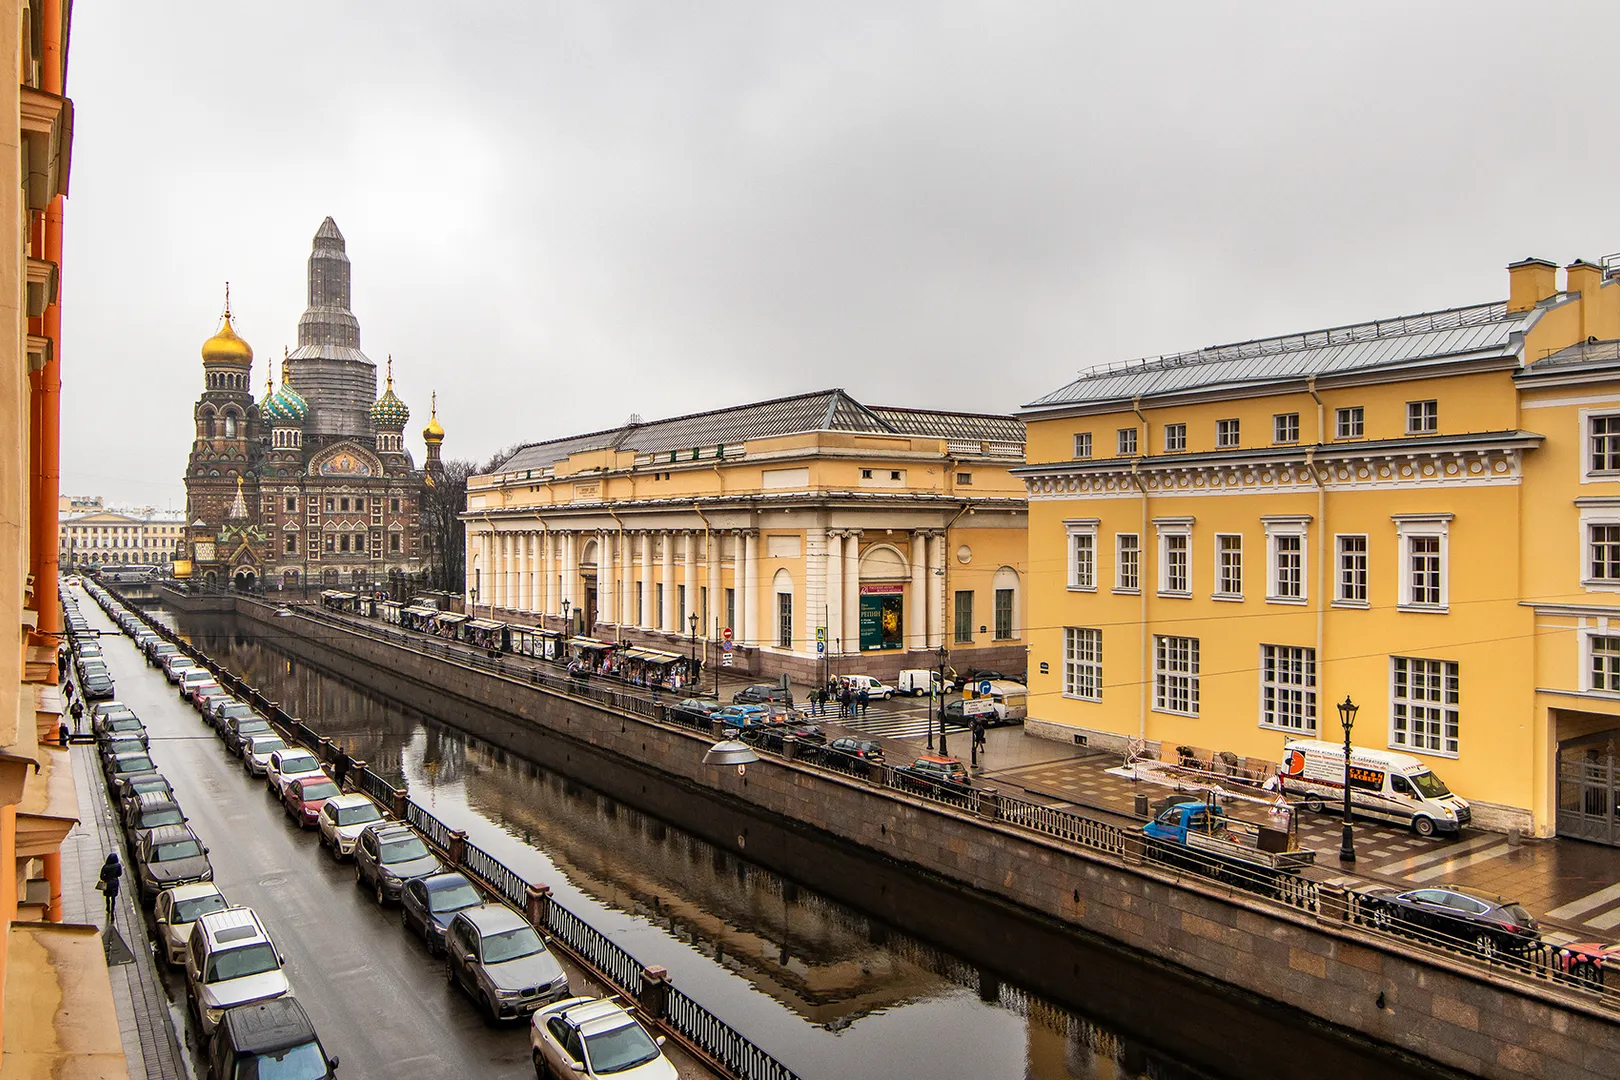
left=1406, top=843, right=1511, bottom=883
left=1585, top=906, right=1620, bottom=931
left=1369, top=832, right=1502, bottom=875
left=1546, top=882, right=1620, bottom=921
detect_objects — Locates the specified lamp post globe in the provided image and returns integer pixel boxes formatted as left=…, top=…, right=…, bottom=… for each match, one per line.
left=1337, top=695, right=1359, bottom=864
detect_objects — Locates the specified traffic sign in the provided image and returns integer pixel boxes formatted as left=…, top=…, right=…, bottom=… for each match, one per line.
left=816, top=641, right=825, bottom=655
left=722, top=627, right=733, bottom=642
left=978, top=680, right=993, bottom=697
left=815, top=626, right=826, bottom=643
left=721, top=652, right=734, bottom=667
left=962, top=698, right=996, bottom=716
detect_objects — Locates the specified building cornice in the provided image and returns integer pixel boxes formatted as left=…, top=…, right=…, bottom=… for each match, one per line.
left=459, top=491, right=1027, bottom=523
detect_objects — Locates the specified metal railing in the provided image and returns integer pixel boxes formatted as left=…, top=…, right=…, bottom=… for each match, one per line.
left=403, top=800, right=456, bottom=853
left=993, top=791, right=1128, bottom=855
left=351, top=766, right=397, bottom=810
left=461, top=839, right=530, bottom=913
left=665, top=985, right=800, bottom=1080
left=544, top=901, right=646, bottom=999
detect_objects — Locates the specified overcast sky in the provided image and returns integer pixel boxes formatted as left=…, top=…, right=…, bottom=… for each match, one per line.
left=60, top=2, right=1620, bottom=508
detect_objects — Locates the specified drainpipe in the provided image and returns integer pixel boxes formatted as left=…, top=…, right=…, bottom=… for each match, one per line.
left=1132, top=396, right=1150, bottom=460
left=1127, top=462, right=1148, bottom=739
left=1306, top=377, right=1326, bottom=687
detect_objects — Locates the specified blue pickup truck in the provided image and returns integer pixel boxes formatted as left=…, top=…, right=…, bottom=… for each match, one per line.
left=1142, top=800, right=1315, bottom=893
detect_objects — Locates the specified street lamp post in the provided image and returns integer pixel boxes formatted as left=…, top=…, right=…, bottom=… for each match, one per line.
left=1338, top=695, right=1359, bottom=864
left=688, top=612, right=699, bottom=690
left=561, top=598, right=571, bottom=665
left=936, top=645, right=950, bottom=757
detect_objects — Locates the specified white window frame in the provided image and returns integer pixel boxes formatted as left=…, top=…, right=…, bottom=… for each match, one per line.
left=1406, top=399, right=1438, bottom=435
left=1115, top=533, right=1140, bottom=594
left=1073, top=432, right=1092, bottom=459
left=1065, top=519, right=1099, bottom=592
left=1579, top=499, right=1620, bottom=593
left=1335, top=406, right=1364, bottom=440
left=1153, top=634, right=1200, bottom=717
left=1216, top=418, right=1240, bottom=448
left=1164, top=424, right=1186, bottom=452
left=1155, top=518, right=1192, bottom=598
left=1117, top=427, right=1138, bottom=456
left=1390, top=655, right=1459, bottom=758
left=1580, top=410, right=1620, bottom=483
left=1393, top=513, right=1451, bottom=612
left=1273, top=412, right=1300, bottom=445
left=1063, top=627, right=1102, bottom=702
left=1263, top=516, right=1310, bottom=605
left=1213, top=533, right=1242, bottom=600
left=1259, top=644, right=1317, bottom=734
left=1587, top=632, right=1620, bottom=695
left=1334, top=534, right=1369, bottom=608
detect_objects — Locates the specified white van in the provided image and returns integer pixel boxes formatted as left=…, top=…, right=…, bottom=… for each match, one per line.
left=840, top=675, right=894, bottom=700
left=1279, top=739, right=1470, bottom=837
left=896, top=670, right=940, bottom=697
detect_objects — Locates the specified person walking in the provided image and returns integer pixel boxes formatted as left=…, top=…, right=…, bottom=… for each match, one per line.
left=97, top=853, right=122, bottom=922
left=69, top=698, right=84, bottom=734
left=56, top=649, right=67, bottom=679
left=841, top=686, right=855, bottom=719
left=857, top=687, right=870, bottom=717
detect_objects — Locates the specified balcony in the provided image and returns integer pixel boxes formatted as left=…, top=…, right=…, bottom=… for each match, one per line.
left=18, top=86, right=72, bottom=212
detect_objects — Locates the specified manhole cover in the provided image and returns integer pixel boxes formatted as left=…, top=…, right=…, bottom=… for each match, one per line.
left=259, top=875, right=286, bottom=887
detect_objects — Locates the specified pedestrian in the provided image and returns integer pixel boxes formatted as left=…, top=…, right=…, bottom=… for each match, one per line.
left=56, top=650, right=67, bottom=678
left=857, top=687, right=870, bottom=717
left=57, top=721, right=69, bottom=748
left=841, top=686, right=854, bottom=718
left=62, top=677, right=74, bottom=703
left=97, top=853, right=121, bottom=921
left=69, top=698, right=84, bottom=734
left=972, top=716, right=986, bottom=754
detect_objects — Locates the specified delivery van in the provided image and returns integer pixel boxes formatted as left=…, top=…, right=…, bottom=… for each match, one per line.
left=896, top=670, right=940, bottom=697
left=966, top=679, right=1028, bottom=725
left=1279, top=739, right=1470, bottom=837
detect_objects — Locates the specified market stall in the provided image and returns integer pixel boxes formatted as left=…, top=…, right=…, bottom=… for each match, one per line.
left=462, top=618, right=509, bottom=652
left=510, top=625, right=562, bottom=661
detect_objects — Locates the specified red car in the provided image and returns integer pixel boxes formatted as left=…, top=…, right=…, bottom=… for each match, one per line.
left=1557, top=941, right=1620, bottom=986
left=282, top=775, right=343, bottom=829
left=184, top=680, right=223, bottom=707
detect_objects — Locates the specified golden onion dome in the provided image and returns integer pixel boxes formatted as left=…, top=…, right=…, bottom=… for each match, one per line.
left=422, top=391, right=445, bottom=443
left=201, top=313, right=253, bottom=366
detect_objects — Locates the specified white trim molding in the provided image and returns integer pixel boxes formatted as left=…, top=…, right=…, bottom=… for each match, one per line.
left=1392, top=513, right=1452, bottom=614
left=1262, top=515, right=1311, bottom=606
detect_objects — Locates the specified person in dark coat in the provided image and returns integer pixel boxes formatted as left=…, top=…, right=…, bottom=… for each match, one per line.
left=857, top=688, right=870, bottom=717
left=98, top=853, right=122, bottom=919
left=841, top=686, right=855, bottom=718
left=69, top=698, right=84, bottom=733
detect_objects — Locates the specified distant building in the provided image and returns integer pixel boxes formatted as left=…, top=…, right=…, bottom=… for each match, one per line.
left=465, top=389, right=1027, bottom=684
left=58, top=494, right=102, bottom=513
left=59, top=506, right=186, bottom=567
left=181, top=218, right=446, bottom=591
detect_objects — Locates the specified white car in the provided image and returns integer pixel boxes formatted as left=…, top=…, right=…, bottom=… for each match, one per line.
left=242, top=733, right=289, bottom=777
left=841, top=674, right=894, bottom=700
left=531, top=997, right=676, bottom=1080
left=316, top=792, right=385, bottom=859
left=162, top=654, right=198, bottom=684
left=152, top=882, right=229, bottom=967
left=265, top=748, right=326, bottom=798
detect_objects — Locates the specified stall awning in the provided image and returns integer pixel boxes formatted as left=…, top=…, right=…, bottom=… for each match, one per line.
left=403, top=606, right=437, bottom=617
left=433, top=612, right=469, bottom=625
left=623, top=647, right=683, bottom=664
left=380, top=601, right=403, bottom=611
left=570, top=637, right=614, bottom=651
left=467, top=619, right=504, bottom=631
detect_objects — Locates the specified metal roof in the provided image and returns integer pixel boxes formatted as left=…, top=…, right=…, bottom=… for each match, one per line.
left=1025, top=301, right=1528, bottom=412
left=1528, top=337, right=1620, bottom=371
left=495, top=390, right=1023, bottom=474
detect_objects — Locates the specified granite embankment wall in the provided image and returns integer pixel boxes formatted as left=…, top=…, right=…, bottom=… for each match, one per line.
left=210, top=594, right=1620, bottom=1080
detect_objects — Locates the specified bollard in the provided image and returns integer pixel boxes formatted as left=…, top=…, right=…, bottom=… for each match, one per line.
left=392, top=787, right=408, bottom=821
left=638, top=965, right=669, bottom=1021
left=526, top=883, right=553, bottom=929
left=1134, top=792, right=1150, bottom=818
left=317, top=736, right=332, bottom=762
left=447, top=828, right=467, bottom=868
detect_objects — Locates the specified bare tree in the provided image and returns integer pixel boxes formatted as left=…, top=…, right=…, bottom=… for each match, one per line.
left=420, top=446, right=522, bottom=595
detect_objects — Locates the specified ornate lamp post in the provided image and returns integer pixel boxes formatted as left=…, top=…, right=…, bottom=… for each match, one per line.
left=936, top=645, right=950, bottom=756
left=1338, top=695, right=1359, bottom=864
left=561, top=598, right=571, bottom=664
left=688, top=611, right=699, bottom=689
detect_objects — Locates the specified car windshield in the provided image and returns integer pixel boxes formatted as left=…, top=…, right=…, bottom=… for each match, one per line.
left=281, top=756, right=318, bottom=773
left=584, top=1023, right=662, bottom=1073
left=480, top=926, right=542, bottom=963
left=379, top=837, right=429, bottom=863
left=116, top=756, right=154, bottom=772
left=153, top=839, right=202, bottom=861
left=333, top=803, right=381, bottom=826
left=251, top=739, right=287, bottom=755
left=222, top=705, right=254, bottom=719
left=173, top=894, right=228, bottom=923
left=1506, top=904, right=1536, bottom=926
left=235, top=1040, right=326, bottom=1080
left=205, top=942, right=278, bottom=982
left=237, top=721, right=272, bottom=734
left=429, top=883, right=481, bottom=912
left=297, top=781, right=339, bottom=802
left=142, top=809, right=184, bottom=828
left=1409, top=771, right=1451, bottom=799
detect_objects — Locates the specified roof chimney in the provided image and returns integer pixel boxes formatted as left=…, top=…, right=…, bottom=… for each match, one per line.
left=1507, top=257, right=1558, bottom=313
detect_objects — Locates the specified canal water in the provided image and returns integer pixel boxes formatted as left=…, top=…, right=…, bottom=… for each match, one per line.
left=157, top=606, right=1437, bottom=1080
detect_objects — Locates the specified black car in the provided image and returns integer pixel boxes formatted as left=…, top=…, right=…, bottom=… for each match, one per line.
left=206, top=997, right=337, bottom=1080
left=736, top=722, right=826, bottom=755
left=222, top=715, right=275, bottom=757
left=732, top=684, right=793, bottom=707
left=400, top=872, right=484, bottom=956
left=816, top=737, right=885, bottom=776
left=1362, top=885, right=1541, bottom=957
left=894, top=755, right=974, bottom=798
left=950, top=669, right=1012, bottom=691
left=667, top=697, right=724, bottom=729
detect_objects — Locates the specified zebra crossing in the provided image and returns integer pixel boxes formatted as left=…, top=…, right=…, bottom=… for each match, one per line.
left=809, top=702, right=970, bottom=741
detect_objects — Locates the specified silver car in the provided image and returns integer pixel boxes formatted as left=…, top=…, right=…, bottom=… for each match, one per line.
left=445, top=905, right=568, bottom=1023
left=316, top=793, right=384, bottom=859
left=153, top=882, right=228, bottom=967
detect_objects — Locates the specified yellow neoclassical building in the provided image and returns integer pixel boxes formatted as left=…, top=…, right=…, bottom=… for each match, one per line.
left=465, top=390, right=1027, bottom=684
left=1018, top=255, right=1620, bottom=838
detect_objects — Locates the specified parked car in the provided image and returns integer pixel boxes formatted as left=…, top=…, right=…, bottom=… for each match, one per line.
left=401, top=872, right=484, bottom=956
left=266, top=748, right=326, bottom=798
left=184, top=907, right=291, bottom=1037
left=1556, top=940, right=1620, bottom=986
left=223, top=715, right=275, bottom=758
left=105, top=750, right=158, bottom=783
left=124, top=793, right=187, bottom=843
left=316, top=792, right=385, bottom=859
left=1281, top=739, right=1470, bottom=837
left=184, top=678, right=224, bottom=707
left=179, top=669, right=216, bottom=700
left=666, top=698, right=723, bottom=728
left=894, top=755, right=973, bottom=797
left=98, top=735, right=150, bottom=764
left=81, top=670, right=115, bottom=699
left=162, top=654, right=198, bottom=683
left=211, top=700, right=260, bottom=734
left=732, top=684, right=793, bottom=706
left=197, top=692, right=233, bottom=720
left=205, top=997, right=338, bottom=1080
left=354, top=822, right=444, bottom=905
left=94, top=714, right=146, bottom=742
left=242, top=733, right=288, bottom=778
left=135, top=823, right=213, bottom=899
left=282, top=776, right=343, bottom=829
left=950, top=668, right=1013, bottom=691
left=734, top=722, right=826, bottom=755
left=712, top=704, right=773, bottom=727
left=839, top=675, right=894, bottom=700
left=146, top=641, right=179, bottom=666
left=205, top=696, right=242, bottom=726
left=89, top=700, right=136, bottom=726
left=153, top=882, right=229, bottom=967
left=115, top=771, right=172, bottom=812
left=445, top=904, right=570, bottom=1022
left=1361, top=885, right=1540, bottom=957
left=895, top=669, right=942, bottom=697
left=817, top=737, right=885, bottom=775
left=531, top=996, right=676, bottom=1080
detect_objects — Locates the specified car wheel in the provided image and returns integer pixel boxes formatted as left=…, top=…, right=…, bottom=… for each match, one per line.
left=1474, top=932, right=1498, bottom=959
left=534, top=1049, right=551, bottom=1080
left=355, top=862, right=365, bottom=888
left=1305, top=794, right=1326, bottom=814
left=1368, top=902, right=1394, bottom=931
left=376, top=877, right=386, bottom=907
left=1412, top=816, right=1437, bottom=838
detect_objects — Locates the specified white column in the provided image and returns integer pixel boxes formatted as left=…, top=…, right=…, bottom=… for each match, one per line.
left=528, top=532, right=539, bottom=613
left=742, top=530, right=760, bottom=647
left=636, top=532, right=650, bottom=629
left=843, top=530, right=861, bottom=652
left=620, top=532, right=633, bottom=627
left=491, top=533, right=504, bottom=611
left=929, top=532, right=947, bottom=648
left=682, top=531, right=698, bottom=636
left=518, top=532, right=530, bottom=613
left=660, top=531, right=675, bottom=632
left=705, top=532, right=721, bottom=636
left=562, top=532, right=576, bottom=610
left=826, top=531, right=843, bottom=658
left=909, top=531, right=928, bottom=651
left=730, top=531, right=746, bottom=643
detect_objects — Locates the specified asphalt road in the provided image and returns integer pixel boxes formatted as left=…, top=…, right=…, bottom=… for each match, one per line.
left=82, top=596, right=537, bottom=1078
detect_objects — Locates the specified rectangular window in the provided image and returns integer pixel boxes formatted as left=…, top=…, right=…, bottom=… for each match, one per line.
left=956, top=472, right=973, bottom=485
left=1593, top=636, right=1620, bottom=692
left=1391, top=657, right=1459, bottom=756
left=636, top=584, right=645, bottom=627
left=1336, top=535, right=1368, bottom=604
left=284, top=535, right=297, bottom=554
left=1591, top=525, right=1620, bottom=580
left=1154, top=635, right=1200, bottom=716
left=1117, top=428, right=1137, bottom=455
left=1068, top=528, right=1096, bottom=590
left=1073, top=432, right=1092, bottom=459
left=339, top=534, right=350, bottom=553
left=286, top=497, right=297, bottom=513
left=1273, top=413, right=1300, bottom=444
left=994, top=588, right=1014, bottom=639
left=655, top=584, right=664, bottom=622
left=1274, top=535, right=1303, bottom=599
left=777, top=592, right=792, bottom=650
left=1162, top=533, right=1189, bottom=595
left=390, top=533, right=401, bottom=552
left=1216, top=535, right=1242, bottom=597
left=325, top=497, right=334, bottom=512
left=340, top=497, right=349, bottom=512
left=725, top=588, right=735, bottom=635
left=390, top=497, right=401, bottom=513
left=1163, top=424, right=1186, bottom=452
left=1336, top=407, right=1364, bottom=439
left=1063, top=628, right=1102, bottom=702
left=1216, top=419, right=1240, bottom=448
left=677, top=585, right=687, bottom=624
left=324, top=533, right=335, bottom=553
left=1590, top=416, right=1620, bottom=473
left=1408, top=536, right=1441, bottom=604
left=954, top=591, right=974, bottom=644
left=1406, top=399, right=1438, bottom=434
left=1116, top=534, right=1140, bottom=592
left=1260, top=645, right=1317, bottom=733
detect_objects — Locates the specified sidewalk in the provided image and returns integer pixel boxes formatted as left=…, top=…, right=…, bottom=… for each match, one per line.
left=65, top=743, right=190, bottom=1080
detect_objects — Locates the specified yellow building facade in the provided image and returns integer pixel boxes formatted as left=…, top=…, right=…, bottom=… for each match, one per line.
left=466, top=390, right=1027, bottom=684
left=1018, top=256, right=1620, bottom=839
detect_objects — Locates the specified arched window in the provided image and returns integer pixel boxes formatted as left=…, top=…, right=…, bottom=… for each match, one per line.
left=223, top=411, right=237, bottom=439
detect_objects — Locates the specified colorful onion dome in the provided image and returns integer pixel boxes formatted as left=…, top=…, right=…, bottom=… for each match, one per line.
left=264, top=358, right=308, bottom=427
left=422, top=390, right=444, bottom=444
left=369, top=356, right=411, bottom=429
